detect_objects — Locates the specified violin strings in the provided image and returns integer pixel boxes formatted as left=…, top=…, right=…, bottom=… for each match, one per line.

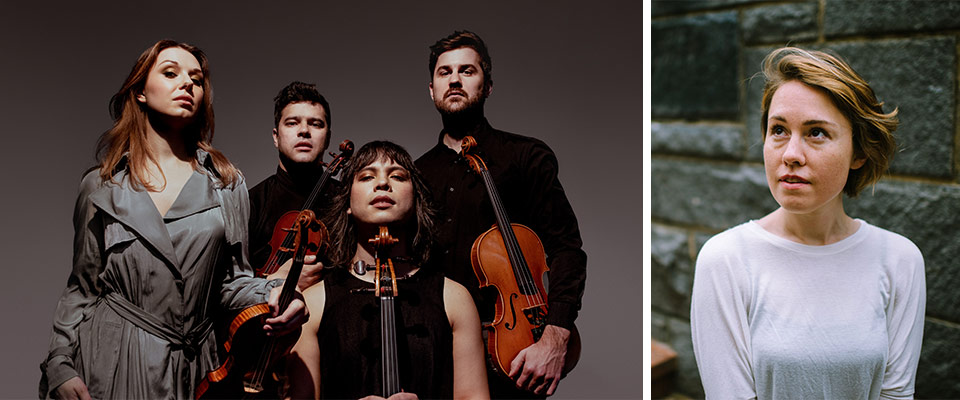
left=483, top=171, right=545, bottom=308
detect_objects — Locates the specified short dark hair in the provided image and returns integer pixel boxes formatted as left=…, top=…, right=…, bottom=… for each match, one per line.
left=429, top=30, right=493, bottom=90
left=273, top=81, right=331, bottom=129
left=323, top=141, right=439, bottom=269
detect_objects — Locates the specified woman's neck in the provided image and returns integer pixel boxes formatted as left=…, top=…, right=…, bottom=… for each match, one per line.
left=144, top=112, right=193, bottom=163
left=757, top=200, right=859, bottom=245
left=350, top=224, right=418, bottom=282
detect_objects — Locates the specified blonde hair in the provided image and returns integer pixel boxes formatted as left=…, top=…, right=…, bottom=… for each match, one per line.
left=761, top=47, right=898, bottom=197
left=97, top=39, right=240, bottom=189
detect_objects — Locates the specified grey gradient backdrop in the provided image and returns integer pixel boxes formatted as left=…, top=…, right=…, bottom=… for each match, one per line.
left=0, top=1, right=641, bottom=398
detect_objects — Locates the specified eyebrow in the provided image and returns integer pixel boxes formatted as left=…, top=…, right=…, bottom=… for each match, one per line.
left=770, top=115, right=838, bottom=127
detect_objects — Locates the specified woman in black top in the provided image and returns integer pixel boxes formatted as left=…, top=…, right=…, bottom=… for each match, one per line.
left=285, top=141, right=488, bottom=399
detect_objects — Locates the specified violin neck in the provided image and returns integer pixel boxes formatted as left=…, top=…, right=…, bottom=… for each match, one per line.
left=301, top=168, right=333, bottom=212
left=478, top=169, right=538, bottom=293
left=381, top=295, right=401, bottom=397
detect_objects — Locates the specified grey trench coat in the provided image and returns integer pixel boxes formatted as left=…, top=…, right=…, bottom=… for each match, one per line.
left=39, top=151, right=279, bottom=399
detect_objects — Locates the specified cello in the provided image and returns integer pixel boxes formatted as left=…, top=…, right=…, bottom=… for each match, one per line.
left=257, top=139, right=354, bottom=278
left=195, top=212, right=317, bottom=399
left=459, top=136, right=581, bottom=381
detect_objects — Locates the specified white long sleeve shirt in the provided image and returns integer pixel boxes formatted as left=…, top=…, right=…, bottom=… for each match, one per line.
left=691, top=220, right=925, bottom=400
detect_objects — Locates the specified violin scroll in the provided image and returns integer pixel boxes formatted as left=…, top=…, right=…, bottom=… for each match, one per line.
left=324, top=140, right=355, bottom=173
left=460, top=136, right=487, bottom=174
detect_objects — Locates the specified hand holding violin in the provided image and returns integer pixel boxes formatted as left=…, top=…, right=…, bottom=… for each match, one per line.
left=266, top=254, right=324, bottom=291
left=262, top=285, right=309, bottom=337
left=509, top=325, right=571, bottom=396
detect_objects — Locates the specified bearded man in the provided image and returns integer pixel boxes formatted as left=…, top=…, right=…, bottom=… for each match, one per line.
left=415, top=30, right=587, bottom=398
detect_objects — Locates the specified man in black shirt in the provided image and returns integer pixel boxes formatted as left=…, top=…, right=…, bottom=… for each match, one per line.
left=415, top=31, right=587, bottom=397
left=249, top=81, right=336, bottom=289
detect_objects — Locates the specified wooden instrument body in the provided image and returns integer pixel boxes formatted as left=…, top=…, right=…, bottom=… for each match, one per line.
left=255, top=139, right=353, bottom=278
left=196, top=212, right=317, bottom=399
left=258, top=210, right=327, bottom=276
left=194, top=304, right=300, bottom=398
left=460, top=135, right=580, bottom=382
left=470, top=223, right=581, bottom=377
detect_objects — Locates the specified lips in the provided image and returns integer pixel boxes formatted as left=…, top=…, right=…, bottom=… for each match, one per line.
left=371, top=195, right=395, bottom=208
left=779, top=174, right=810, bottom=190
left=294, top=141, right=313, bottom=151
left=779, top=174, right=810, bottom=184
left=174, top=95, right=194, bottom=106
left=445, top=89, right=466, bottom=99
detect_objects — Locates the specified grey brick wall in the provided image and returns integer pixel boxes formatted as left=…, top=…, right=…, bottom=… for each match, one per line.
left=652, top=1, right=960, bottom=398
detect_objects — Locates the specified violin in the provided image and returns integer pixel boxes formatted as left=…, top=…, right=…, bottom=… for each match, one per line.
left=195, top=212, right=317, bottom=399
left=459, top=136, right=581, bottom=381
left=257, top=140, right=354, bottom=278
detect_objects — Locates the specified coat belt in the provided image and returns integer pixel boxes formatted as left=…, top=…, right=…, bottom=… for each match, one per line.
left=102, top=291, right=212, bottom=358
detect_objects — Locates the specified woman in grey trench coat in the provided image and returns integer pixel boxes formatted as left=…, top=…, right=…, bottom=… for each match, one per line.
left=39, top=39, right=307, bottom=399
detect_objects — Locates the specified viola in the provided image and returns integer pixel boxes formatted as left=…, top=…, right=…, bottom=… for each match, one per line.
left=195, top=212, right=317, bottom=399
left=257, top=140, right=354, bottom=278
left=459, top=136, right=581, bottom=381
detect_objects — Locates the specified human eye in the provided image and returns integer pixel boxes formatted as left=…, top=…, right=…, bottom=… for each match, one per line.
left=389, top=169, right=409, bottom=181
left=809, top=127, right=829, bottom=139
left=462, top=66, right=476, bottom=76
left=437, top=67, right=451, bottom=77
left=191, top=76, right=204, bottom=86
left=769, top=125, right=788, bottom=137
left=357, top=173, right=375, bottom=182
left=163, top=70, right=177, bottom=78
left=310, top=120, right=325, bottom=128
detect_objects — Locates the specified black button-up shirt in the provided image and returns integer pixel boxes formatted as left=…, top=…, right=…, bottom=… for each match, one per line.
left=415, top=120, right=586, bottom=329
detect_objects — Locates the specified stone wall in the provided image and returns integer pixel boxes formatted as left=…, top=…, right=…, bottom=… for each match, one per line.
left=651, top=1, right=960, bottom=398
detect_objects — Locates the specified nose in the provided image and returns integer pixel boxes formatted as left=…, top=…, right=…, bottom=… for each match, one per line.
left=782, top=134, right=805, bottom=166
left=297, top=122, right=311, bottom=138
left=449, top=71, right=462, bottom=87
left=180, top=76, right=194, bottom=93
left=375, top=175, right=391, bottom=191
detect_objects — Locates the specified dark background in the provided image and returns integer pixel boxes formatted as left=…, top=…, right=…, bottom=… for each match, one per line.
left=0, top=1, right=641, bottom=398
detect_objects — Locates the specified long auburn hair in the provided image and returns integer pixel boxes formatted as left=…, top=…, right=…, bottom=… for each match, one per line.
left=323, top=141, right=439, bottom=269
left=96, top=39, right=240, bottom=189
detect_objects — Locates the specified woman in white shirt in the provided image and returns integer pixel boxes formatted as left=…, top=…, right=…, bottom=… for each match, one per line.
left=691, top=47, right=925, bottom=400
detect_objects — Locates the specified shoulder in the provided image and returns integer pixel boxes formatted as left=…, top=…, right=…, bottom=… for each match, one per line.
left=492, top=127, right=553, bottom=154
left=302, top=281, right=327, bottom=325
left=248, top=174, right=274, bottom=195
left=415, top=143, right=449, bottom=167
left=865, top=222, right=922, bottom=260
left=860, top=221, right=924, bottom=277
left=697, top=222, right=755, bottom=265
left=442, top=277, right=478, bottom=328
left=78, top=169, right=105, bottom=197
left=442, top=278, right=473, bottom=308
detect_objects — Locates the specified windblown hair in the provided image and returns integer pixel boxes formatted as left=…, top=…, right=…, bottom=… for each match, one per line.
left=429, top=30, right=493, bottom=92
left=761, top=47, right=898, bottom=197
left=323, top=141, right=439, bottom=269
left=273, top=81, right=332, bottom=136
left=96, top=39, right=240, bottom=189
